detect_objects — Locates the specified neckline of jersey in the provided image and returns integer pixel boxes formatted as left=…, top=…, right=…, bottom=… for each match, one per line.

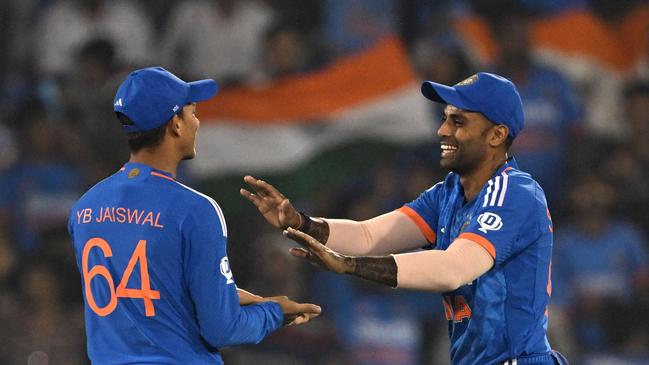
left=120, top=162, right=176, bottom=180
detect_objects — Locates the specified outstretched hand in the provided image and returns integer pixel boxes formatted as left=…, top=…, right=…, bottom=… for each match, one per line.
left=284, top=227, right=353, bottom=274
left=240, top=176, right=302, bottom=230
left=267, top=295, right=322, bottom=326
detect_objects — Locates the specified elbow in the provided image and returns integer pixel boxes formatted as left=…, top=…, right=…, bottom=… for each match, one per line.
left=202, top=332, right=229, bottom=349
left=200, top=318, right=242, bottom=349
left=438, top=272, right=464, bottom=292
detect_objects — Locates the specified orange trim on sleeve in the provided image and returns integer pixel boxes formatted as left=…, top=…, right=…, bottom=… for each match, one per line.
left=458, top=232, right=496, bottom=259
left=397, top=206, right=437, bottom=244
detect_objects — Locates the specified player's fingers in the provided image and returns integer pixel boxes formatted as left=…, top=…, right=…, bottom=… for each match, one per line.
left=253, top=179, right=285, bottom=199
left=267, top=296, right=289, bottom=301
left=291, top=312, right=319, bottom=326
left=284, top=227, right=324, bottom=252
left=292, top=303, right=322, bottom=315
left=244, top=175, right=268, bottom=196
left=243, top=175, right=259, bottom=186
left=288, top=314, right=307, bottom=326
left=289, top=247, right=310, bottom=258
left=239, top=188, right=262, bottom=206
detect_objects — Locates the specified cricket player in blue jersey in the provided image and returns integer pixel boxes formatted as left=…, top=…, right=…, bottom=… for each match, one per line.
left=241, top=72, right=568, bottom=365
left=68, top=67, right=321, bottom=365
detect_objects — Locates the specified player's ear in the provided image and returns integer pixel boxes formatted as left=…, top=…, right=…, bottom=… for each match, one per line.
left=489, top=125, right=509, bottom=148
left=168, top=114, right=183, bottom=138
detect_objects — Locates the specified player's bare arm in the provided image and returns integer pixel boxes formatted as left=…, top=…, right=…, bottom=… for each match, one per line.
left=285, top=228, right=398, bottom=287
left=242, top=176, right=427, bottom=254
left=285, top=228, right=493, bottom=292
left=237, top=287, right=264, bottom=305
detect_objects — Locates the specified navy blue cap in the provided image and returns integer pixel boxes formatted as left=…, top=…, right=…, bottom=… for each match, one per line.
left=421, top=72, right=524, bottom=138
left=114, top=67, right=218, bottom=133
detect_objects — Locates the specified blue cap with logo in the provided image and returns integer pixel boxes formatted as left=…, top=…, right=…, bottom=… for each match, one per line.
left=113, top=67, right=218, bottom=133
left=421, top=72, right=524, bottom=138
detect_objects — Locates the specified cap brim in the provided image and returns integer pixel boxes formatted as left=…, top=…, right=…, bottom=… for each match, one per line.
left=421, top=81, right=470, bottom=110
left=187, top=79, right=219, bottom=103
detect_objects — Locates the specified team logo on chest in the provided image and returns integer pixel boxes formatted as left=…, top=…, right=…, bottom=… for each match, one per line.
left=476, top=212, right=503, bottom=233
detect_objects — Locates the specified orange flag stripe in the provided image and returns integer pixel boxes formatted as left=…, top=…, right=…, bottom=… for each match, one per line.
left=200, top=35, right=417, bottom=123
left=455, top=5, right=649, bottom=72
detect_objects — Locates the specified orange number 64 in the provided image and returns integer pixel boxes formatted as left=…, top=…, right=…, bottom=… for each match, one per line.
left=82, top=238, right=160, bottom=317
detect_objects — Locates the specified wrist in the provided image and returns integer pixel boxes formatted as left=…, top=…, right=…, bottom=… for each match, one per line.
left=298, top=211, right=312, bottom=232
left=342, top=255, right=356, bottom=274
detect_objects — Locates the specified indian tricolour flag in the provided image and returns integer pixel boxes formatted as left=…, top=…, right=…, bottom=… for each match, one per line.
left=191, top=36, right=434, bottom=178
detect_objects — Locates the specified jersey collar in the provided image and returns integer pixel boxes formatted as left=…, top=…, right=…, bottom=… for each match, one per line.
left=495, top=156, right=517, bottom=177
left=121, top=162, right=175, bottom=180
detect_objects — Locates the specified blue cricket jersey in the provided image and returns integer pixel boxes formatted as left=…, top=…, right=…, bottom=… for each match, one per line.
left=401, top=158, right=555, bottom=365
left=68, top=162, right=283, bottom=364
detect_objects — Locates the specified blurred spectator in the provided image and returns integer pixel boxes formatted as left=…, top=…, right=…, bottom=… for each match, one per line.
left=0, top=99, right=88, bottom=252
left=0, top=0, right=36, bottom=119
left=320, top=0, right=398, bottom=57
left=0, top=0, right=41, bottom=74
left=634, top=29, right=649, bottom=79
left=5, top=254, right=85, bottom=364
left=600, top=80, right=649, bottom=231
left=63, top=38, right=129, bottom=176
left=255, top=20, right=324, bottom=83
left=412, top=36, right=474, bottom=87
left=0, top=123, right=17, bottom=172
left=161, top=0, right=275, bottom=86
left=33, top=0, right=153, bottom=78
left=411, top=34, right=475, bottom=122
left=553, top=175, right=649, bottom=354
left=491, top=9, right=582, bottom=206
left=0, top=226, right=20, bottom=364
left=264, top=0, right=320, bottom=32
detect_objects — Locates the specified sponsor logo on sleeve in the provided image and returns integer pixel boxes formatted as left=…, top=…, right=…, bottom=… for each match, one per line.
left=220, top=257, right=234, bottom=284
left=477, top=212, right=503, bottom=233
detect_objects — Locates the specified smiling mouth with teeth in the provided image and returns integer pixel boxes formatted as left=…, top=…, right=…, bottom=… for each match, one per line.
left=440, top=144, right=458, bottom=158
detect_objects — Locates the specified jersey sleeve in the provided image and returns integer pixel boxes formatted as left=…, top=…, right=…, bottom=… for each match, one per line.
left=399, top=182, right=443, bottom=245
left=458, top=177, right=543, bottom=265
left=182, top=198, right=283, bottom=348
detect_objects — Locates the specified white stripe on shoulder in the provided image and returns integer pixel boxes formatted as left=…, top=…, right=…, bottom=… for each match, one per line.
left=489, top=176, right=501, bottom=206
left=426, top=181, right=443, bottom=192
left=172, top=181, right=228, bottom=237
left=483, top=179, right=494, bottom=207
left=497, top=172, right=509, bottom=207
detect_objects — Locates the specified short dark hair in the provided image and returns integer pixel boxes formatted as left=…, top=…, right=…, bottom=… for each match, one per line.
left=504, top=135, right=513, bottom=150
left=116, top=111, right=179, bottom=153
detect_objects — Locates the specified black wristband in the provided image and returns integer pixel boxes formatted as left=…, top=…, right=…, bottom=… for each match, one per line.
left=299, top=211, right=312, bottom=233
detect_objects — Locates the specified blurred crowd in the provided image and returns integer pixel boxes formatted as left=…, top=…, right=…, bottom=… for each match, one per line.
left=0, top=0, right=648, bottom=364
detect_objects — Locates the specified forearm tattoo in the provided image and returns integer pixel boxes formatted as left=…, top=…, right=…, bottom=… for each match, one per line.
left=346, top=255, right=398, bottom=288
left=306, top=218, right=330, bottom=244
